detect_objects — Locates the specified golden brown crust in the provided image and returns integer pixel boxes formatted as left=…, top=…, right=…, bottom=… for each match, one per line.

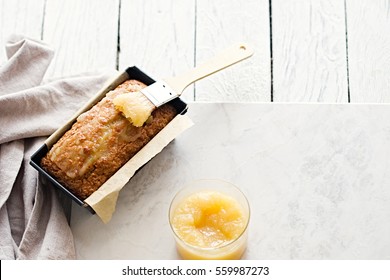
left=41, top=80, right=177, bottom=200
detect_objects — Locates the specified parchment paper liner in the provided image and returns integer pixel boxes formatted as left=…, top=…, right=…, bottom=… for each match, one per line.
left=40, top=69, right=193, bottom=223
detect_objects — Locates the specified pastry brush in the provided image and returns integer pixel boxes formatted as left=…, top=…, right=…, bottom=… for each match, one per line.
left=113, top=43, right=254, bottom=127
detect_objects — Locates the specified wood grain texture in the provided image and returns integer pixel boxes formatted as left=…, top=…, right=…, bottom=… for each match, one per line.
left=346, top=0, right=390, bottom=103
left=43, top=0, right=119, bottom=78
left=119, top=0, right=195, bottom=102
left=0, top=0, right=45, bottom=61
left=195, top=0, right=270, bottom=102
left=273, top=0, right=348, bottom=102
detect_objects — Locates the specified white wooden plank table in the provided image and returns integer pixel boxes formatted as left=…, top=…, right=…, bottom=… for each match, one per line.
left=346, top=0, right=390, bottom=102
left=42, top=0, right=119, bottom=78
left=2, top=0, right=389, bottom=104
left=119, top=0, right=195, bottom=102
left=272, top=0, right=348, bottom=102
left=1, top=0, right=390, bottom=259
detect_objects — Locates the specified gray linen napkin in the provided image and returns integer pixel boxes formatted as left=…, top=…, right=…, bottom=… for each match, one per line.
left=0, top=35, right=113, bottom=259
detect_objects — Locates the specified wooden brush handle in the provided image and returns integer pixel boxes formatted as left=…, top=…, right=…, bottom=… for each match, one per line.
left=164, top=43, right=254, bottom=95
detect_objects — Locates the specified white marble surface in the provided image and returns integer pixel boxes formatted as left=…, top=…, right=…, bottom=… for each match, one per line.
left=71, top=103, right=390, bottom=259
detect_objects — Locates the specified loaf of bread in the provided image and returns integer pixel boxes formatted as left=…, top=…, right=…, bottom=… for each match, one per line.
left=41, top=80, right=177, bottom=200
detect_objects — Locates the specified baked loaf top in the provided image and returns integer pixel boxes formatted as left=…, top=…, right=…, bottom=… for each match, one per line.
left=41, top=80, right=177, bottom=200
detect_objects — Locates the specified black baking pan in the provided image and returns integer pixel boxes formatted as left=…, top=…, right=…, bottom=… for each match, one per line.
left=30, top=66, right=188, bottom=214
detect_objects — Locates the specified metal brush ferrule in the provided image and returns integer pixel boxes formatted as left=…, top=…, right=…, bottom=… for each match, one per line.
left=140, top=81, right=178, bottom=107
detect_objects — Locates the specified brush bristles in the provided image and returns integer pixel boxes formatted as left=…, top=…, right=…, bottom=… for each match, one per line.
left=113, top=91, right=155, bottom=127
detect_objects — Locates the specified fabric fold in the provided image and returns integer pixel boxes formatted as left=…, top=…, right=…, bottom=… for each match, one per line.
left=0, top=34, right=54, bottom=95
